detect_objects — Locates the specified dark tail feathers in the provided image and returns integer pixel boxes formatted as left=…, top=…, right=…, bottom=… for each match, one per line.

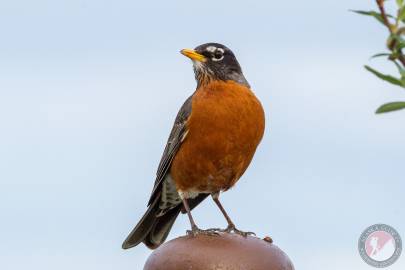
left=122, top=194, right=208, bottom=249
left=122, top=198, right=181, bottom=250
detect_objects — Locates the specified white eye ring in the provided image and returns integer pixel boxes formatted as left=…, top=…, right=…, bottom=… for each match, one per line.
left=212, top=55, right=224, bottom=61
left=212, top=48, right=224, bottom=61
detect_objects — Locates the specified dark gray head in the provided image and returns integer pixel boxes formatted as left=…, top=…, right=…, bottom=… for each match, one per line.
left=181, top=43, right=250, bottom=88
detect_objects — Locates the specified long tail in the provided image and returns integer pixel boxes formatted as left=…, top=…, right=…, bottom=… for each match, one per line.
left=122, top=198, right=181, bottom=250
left=122, top=194, right=208, bottom=249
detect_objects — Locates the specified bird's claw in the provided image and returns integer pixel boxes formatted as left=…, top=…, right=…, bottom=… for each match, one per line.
left=223, top=224, right=256, bottom=237
left=187, top=226, right=220, bottom=237
left=186, top=224, right=255, bottom=237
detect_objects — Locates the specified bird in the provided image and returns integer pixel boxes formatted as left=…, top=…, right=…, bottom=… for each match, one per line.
left=122, top=43, right=265, bottom=250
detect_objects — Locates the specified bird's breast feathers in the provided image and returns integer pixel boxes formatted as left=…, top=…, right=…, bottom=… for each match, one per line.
left=170, top=80, right=265, bottom=195
left=189, top=80, right=265, bottom=144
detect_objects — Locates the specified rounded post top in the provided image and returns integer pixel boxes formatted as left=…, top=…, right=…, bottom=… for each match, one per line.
left=144, top=232, right=294, bottom=270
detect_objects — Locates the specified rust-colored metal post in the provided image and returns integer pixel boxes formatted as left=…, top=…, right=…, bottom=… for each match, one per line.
left=144, top=233, right=294, bottom=270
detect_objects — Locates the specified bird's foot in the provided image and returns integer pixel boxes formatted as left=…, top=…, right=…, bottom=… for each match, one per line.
left=223, top=224, right=256, bottom=237
left=187, top=225, right=220, bottom=237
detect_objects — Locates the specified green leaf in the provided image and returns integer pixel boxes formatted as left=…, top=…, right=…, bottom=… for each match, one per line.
left=376, top=101, right=405, bottom=113
left=395, top=26, right=405, bottom=35
left=370, top=53, right=391, bottom=59
left=351, top=10, right=384, bottom=24
left=396, top=41, right=405, bottom=50
left=392, top=61, right=405, bottom=77
left=399, top=7, right=405, bottom=22
left=397, top=0, right=404, bottom=7
left=364, top=65, right=404, bottom=87
left=388, top=34, right=405, bottom=52
left=351, top=10, right=393, bottom=25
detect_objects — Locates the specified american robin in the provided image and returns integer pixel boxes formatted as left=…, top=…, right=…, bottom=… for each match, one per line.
left=122, top=43, right=265, bottom=250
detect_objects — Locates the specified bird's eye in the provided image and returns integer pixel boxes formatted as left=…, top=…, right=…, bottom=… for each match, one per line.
left=212, top=50, right=224, bottom=61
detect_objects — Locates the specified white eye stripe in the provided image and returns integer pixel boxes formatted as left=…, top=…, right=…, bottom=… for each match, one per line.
left=206, top=46, right=217, bottom=53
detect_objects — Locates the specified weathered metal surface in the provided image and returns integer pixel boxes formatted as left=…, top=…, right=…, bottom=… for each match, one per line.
left=144, top=233, right=294, bottom=270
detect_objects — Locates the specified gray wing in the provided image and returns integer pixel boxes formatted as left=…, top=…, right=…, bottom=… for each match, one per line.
left=122, top=94, right=205, bottom=249
left=147, top=95, right=193, bottom=206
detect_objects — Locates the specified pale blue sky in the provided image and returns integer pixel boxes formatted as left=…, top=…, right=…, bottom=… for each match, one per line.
left=0, top=0, right=404, bottom=269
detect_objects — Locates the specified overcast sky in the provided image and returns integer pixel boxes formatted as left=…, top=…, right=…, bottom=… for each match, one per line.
left=0, top=0, right=404, bottom=269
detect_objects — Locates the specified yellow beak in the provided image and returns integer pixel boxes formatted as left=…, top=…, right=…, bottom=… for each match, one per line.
left=180, top=49, right=206, bottom=62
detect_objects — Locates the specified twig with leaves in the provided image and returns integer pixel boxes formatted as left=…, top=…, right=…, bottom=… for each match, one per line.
left=353, top=0, right=405, bottom=113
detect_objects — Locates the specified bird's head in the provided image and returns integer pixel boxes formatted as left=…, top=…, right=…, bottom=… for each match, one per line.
left=181, top=43, right=250, bottom=88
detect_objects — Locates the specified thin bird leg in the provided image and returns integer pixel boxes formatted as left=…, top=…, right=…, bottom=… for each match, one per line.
left=212, top=192, right=256, bottom=236
left=181, top=197, right=198, bottom=232
left=182, top=197, right=219, bottom=236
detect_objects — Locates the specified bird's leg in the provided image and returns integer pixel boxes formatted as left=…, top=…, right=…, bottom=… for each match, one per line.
left=211, top=192, right=256, bottom=236
left=181, top=197, right=218, bottom=236
left=181, top=197, right=199, bottom=234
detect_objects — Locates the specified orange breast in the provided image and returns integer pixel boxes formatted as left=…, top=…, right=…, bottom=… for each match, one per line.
left=170, top=80, right=265, bottom=196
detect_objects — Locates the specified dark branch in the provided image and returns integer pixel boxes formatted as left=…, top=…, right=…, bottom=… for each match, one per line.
left=376, top=0, right=405, bottom=66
